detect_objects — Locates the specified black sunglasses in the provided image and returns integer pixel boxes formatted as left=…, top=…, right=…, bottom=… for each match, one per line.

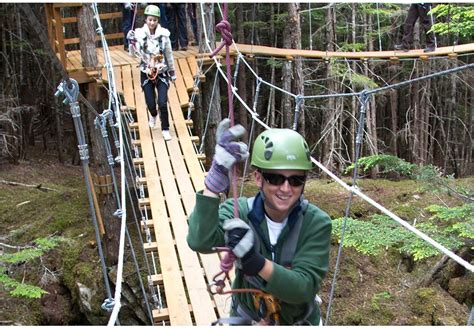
left=261, top=172, right=306, bottom=187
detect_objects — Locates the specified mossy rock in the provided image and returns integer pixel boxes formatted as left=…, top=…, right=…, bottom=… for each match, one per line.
left=448, top=276, right=473, bottom=305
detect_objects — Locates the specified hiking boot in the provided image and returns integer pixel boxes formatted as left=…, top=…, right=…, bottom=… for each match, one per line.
left=162, top=130, right=171, bottom=141
left=180, top=46, right=188, bottom=51
left=394, top=44, right=409, bottom=52
left=149, top=116, right=156, bottom=128
left=423, top=46, right=435, bottom=53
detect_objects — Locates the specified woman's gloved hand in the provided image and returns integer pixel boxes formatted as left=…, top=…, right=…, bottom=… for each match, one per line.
left=204, top=119, right=248, bottom=194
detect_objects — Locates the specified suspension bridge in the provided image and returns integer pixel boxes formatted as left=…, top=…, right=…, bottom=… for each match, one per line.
left=39, top=3, right=474, bottom=326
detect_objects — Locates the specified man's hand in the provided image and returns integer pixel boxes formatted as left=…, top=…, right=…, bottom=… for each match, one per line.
left=223, top=218, right=266, bottom=276
left=204, top=119, right=248, bottom=194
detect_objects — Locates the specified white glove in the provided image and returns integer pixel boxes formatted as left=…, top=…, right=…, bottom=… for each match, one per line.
left=126, top=30, right=136, bottom=42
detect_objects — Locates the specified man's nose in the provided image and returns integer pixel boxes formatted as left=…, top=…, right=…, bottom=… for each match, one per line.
left=279, top=179, right=291, bottom=192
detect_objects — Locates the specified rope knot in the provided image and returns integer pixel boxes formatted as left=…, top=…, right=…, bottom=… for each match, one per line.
left=216, top=19, right=233, bottom=46
left=210, top=18, right=233, bottom=58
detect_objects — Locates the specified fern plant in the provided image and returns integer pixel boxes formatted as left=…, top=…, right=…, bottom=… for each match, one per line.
left=333, top=212, right=468, bottom=261
left=0, top=236, right=65, bottom=298
left=344, top=154, right=417, bottom=177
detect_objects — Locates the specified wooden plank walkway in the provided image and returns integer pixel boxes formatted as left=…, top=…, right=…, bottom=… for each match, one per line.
left=65, top=46, right=233, bottom=325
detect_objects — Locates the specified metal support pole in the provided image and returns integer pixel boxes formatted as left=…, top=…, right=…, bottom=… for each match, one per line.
left=55, top=79, right=114, bottom=309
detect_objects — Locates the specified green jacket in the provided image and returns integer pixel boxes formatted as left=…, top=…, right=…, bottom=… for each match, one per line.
left=187, top=191, right=332, bottom=325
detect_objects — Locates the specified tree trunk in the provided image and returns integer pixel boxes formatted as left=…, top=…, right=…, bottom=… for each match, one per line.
left=290, top=4, right=305, bottom=136
left=199, top=4, right=221, bottom=167
left=78, top=4, right=98, bottom=70
left=321, top=5, right=337, bottom=172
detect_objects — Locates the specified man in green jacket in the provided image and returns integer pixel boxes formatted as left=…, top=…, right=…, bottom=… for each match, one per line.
left=187, top=119, right=332, bottom=325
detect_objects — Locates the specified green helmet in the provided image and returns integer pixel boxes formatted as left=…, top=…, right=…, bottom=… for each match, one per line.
left=144, top=5, right=160, bottom=17
left=251, top=129, right=314, bottom=170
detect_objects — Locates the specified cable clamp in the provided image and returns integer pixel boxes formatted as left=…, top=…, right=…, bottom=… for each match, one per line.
left=78, top=144, right=89, bottom=161
left=101, top=297, right=115, bottom=312
left=115, top=155, right=122, bottom=163
left=114, top=208, right=123, bottom=217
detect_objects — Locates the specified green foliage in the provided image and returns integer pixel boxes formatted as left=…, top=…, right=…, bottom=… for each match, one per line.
left=415, top=165, right=474, bottom=201
left=333, top=213, right=466, bottom=261
left=331, top=62, right=379, bottom=89
left=371, top=291, right=391, bottom=311
left=0, top=236, right=65, bottom=298
left=345, top=154, right=417, bottom=177
left=1, top=236, right=65, bottom=264
left=0, top=273, right=48, bottom=298
left=426, top=203, right=474, bottom=240
left=430, top=5, right=474, bottom=38
left=338, top=42, right=366, bottom=52
left=266, top=57, right=283, bottom=69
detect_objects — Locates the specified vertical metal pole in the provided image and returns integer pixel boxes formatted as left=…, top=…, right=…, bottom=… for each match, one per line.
left=55, top=79, right=114, bottom=306
left=325, top=91, right=370, bottom=325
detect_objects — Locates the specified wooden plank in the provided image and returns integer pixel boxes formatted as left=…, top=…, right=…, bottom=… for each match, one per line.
left=166, top=116, right=231, bottom=318
left=167, top=84, right=204, bottom=191
left=144, top=242, right=158, bottom=252
left=177, top=57, right=195, bottom=92
left=132, top=66, right=193, bottom=325
left=64, top=33, right=123, bottom=46
left=111, top=46, right=140, bottom=66
left=121, top=65, right=136, bottom=108
left=150, top=119, right=217, bottom=324
left=113, top=65, right=123, bottom=94
left=62, top=11, right=122, bottom=24
left=228, top=42, right=474, bottom=60
left=187, top=56, right=199, bottom=79
left=173, top=62, right=190, bottom=108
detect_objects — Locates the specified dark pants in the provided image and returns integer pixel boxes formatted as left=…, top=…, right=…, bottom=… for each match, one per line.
left=158, top=4, right=169, bottom=29
left=141, top=72, right=170, bottom=130
left=122, top=6, right=134, bottom=50
left=188, top=3, right=198, bottom=45
left=167, top=3, right=188, bottom=49
left=401, top=4, right=435, bottom=49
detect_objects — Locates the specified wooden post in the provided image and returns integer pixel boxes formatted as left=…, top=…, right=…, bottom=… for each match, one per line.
left=52, top=6, right=66, bottom=69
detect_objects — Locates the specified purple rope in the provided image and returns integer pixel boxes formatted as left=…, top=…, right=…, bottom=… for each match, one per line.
left=210, top=4, right=239, bottom=279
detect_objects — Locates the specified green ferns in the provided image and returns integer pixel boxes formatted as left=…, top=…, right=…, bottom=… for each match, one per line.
left=333, top=209, right=469, bottom=261
left=0, top=236, right=65, bottom=298
left=345, top=154, right=417, bottom=177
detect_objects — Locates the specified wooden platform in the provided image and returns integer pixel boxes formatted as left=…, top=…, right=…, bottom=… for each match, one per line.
left=225, top=42, right=474, bottom=60
left=87, top=47, right=233, bottom=325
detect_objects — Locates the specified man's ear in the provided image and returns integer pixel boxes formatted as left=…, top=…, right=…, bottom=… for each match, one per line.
left=254, top=170, right=263, bottom=189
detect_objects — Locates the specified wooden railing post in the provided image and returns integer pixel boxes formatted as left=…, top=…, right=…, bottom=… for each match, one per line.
left=52, top=5, right=67, bottom=69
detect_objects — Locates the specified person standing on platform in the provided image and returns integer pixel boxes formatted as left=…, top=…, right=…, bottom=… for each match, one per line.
left=127, top=4, right=176, bottom=141
left=166, top=3, right=189, bottom=51
left=187, top=3, right=199, bottom=46
left=394, top=3, right=436, bottom=53
left=122, top=2, right=136, bottom=51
